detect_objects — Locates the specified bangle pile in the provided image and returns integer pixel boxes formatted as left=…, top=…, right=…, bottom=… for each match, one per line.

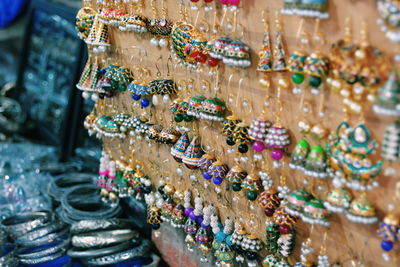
left=48, top=172, right=97, bottom=202
left=68, top=219, right=153, bottom=266
left=1, top=211, right=70, bottom=266
left=57, top=184, right=122, bottom=224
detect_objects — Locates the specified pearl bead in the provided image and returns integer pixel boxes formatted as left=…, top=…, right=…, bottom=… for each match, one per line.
left=159, top=38, right=168, bottom=47
left=150, top=38, right=159, bottom=46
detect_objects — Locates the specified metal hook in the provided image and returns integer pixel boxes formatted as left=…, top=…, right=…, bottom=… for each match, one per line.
left=155, top=55, right=163, bottom=77
left=166, top=55, right=173, bottom=77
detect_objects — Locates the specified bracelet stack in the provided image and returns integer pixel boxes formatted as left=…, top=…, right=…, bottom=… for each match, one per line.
left=48, top=172, right=97, bottom=202
left=68, top=218, right=153, bottom=266
left=0, top=211, right=70, bottom=266
left=57, top=184, right=122, bottom=224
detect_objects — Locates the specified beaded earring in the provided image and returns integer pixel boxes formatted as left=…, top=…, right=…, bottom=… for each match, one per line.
left=182, top=136, right=204, bottom=169
left=262, top=206, right=296, bottom=266
left=88, top=11, right=111, bottom=53
left=264, top=123, right=291, bottom=167
left=257, top=10, right=272, bottom=73
left=225, top=160, right=247, bottom=193
left=207, top=156, right=228, bottom=188
left=288, top=24, right=309, bottom=95
left=77, top=55, right=102, bottom=100
left=187, top=95, right=206, bottom=119
left=242, top=170, right=262, bottom=201
left=150, top=56, right=177, bottom=105
left=381, top=121, right=400, bottom=162
left=171, top=19, right=208, bottom=68
left=145, top=192, right=163, bottom=230
left=323, top=187, right=352, bottom=214
left=376, top=0, right=400, bottom=43
left=171, top=133, right=191, bottom=163
left=195, top=205, right=215, bottom=262
left=326, top=122, right=383, bottom=191
left=377, top=207, right=400, bottom=261
left=281, top=0, right=329, bottom=19
left=184, top=195, right=203, bottom=250
left=76, top=6, right=97, bottom=41
left=373, top=68, right=400, bottom=117
left=121, top=0, right=148, bottom=33
left=84, top=112, right=97, bottom=136
left=159, top=127, right=181, bottom=145
left=230, top=223, right=247, bottom=263
left=272, top=12, right=287, bottom=72
left=159, top=183, right=177, bottom=224
left=303, top=22, right=329, bottom=95
left=97, top=151, right=110, bottom=188
left=213, top=217, right=235, bottom=266
left=232, top=122, right=251, bottom=154
left=148, top=0, right=172, bottom=48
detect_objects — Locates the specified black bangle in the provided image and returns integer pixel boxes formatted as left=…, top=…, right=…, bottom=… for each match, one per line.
left=61, top=185, right=120, bottom=219
left=1, top=211, right=52, bottom=238
left=48, top=173, right=96, bottom=201
left=67, top=239, right=134, bottom=258
left=16, top=237, right=70, bottom=259
left=81, top=239, right=152, bottom=266
left=70, top=219, right=135, bottom=235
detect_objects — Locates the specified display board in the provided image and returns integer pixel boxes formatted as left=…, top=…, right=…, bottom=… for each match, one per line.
left=79, top=0, right=400, bottom=266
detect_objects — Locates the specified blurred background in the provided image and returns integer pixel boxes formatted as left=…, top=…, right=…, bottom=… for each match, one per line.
left=0, top=0, right=153, bottom=234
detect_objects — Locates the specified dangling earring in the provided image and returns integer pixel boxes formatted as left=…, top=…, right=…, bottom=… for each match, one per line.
left=241, top=169, right=262, bottom=201
left=257, top=9, right=273, bottom=73
left=76, top=5, right=97, bottom=41
left=226, top=159, right=247, bottom=193
left=373, top=67, right=400, bottom=117
left=149, top=0, right=172, bottom=47
left=272, top=12, right=287, bottom=72
left=303, top=30, right=329, bottom=95
left=288, top=20, right=309, bottom=95
left=207, top=149, right=228, bottom=189
left=171, top=133, right=191, bottom=163
left=195, top=205, right=214, bottom=262
left=182, top=136, right=204, bottom=169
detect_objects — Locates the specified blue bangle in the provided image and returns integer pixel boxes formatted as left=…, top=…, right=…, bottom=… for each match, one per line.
left=113, top=257, right=153, bottom=267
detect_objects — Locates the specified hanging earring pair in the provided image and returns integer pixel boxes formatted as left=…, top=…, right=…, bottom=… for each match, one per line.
left=148, top=0, right=172, bottom=48
left=257, top=11, right=288, bottom=74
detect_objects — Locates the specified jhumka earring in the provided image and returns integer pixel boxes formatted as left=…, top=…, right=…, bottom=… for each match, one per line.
left=272, top=12, right=287, bottom=72
left=148, top=0, right=173, bottom=48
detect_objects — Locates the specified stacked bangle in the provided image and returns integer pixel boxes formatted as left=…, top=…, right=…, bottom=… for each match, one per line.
left=16, top=220, right=66, bottom=245
left=72, top=229, right=139, bottom=248
left=70, top=219, right=135, bottom=234
left=67, top=239, right=133, bottom=258
left=18, top=249, right=68, bottom=265
left=19, top=227, right=69, bottom=248
left=81, top=239, right=152, bottom=266
left=1, top=211, right=52, bottom=238
left=16, top=237, right=70, bottom=259
left=59, top=184, right=121, bottom=224
left=48, top=173, right=97, bottom=201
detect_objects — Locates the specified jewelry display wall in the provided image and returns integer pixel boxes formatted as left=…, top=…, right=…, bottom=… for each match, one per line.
left=79, top=0, right=400, bottom=266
